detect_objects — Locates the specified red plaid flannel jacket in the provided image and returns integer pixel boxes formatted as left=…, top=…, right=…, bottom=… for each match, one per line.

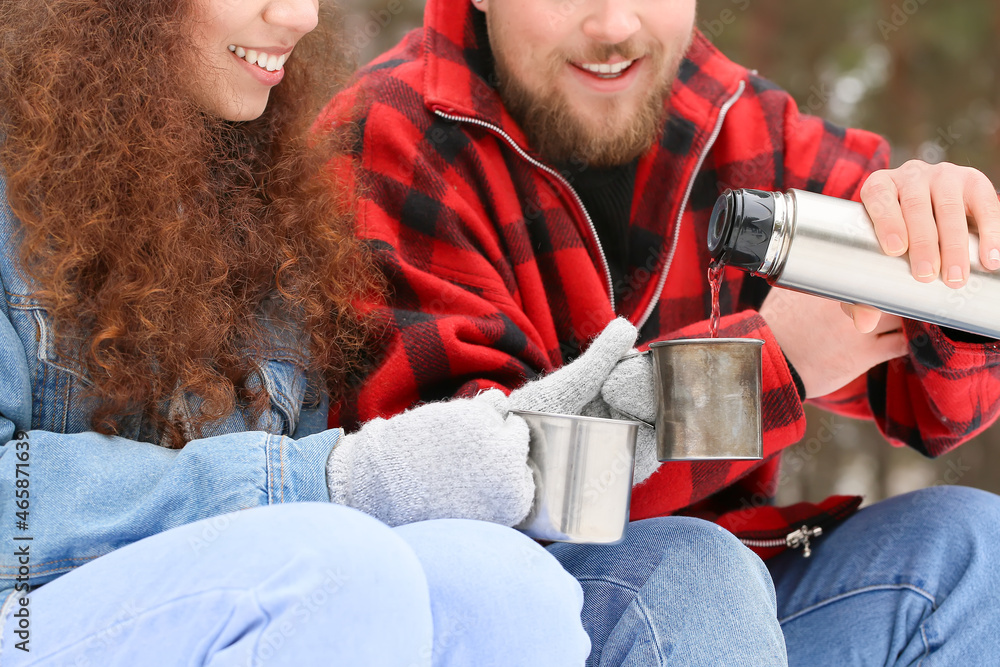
left=323, top=0, right=1000, bottom=557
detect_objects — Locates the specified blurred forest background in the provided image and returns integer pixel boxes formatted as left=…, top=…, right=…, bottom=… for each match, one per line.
left=340, top=0, right=1000, bottom=506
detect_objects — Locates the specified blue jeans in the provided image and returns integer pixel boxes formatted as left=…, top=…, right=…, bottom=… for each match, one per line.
left=768, top=485, right=1000, bottom=666
left=552, top=486, right=1000, bottom=666
left=0, top=503, right=591, bottom=666
left=549, top=516, right=788, bottom=666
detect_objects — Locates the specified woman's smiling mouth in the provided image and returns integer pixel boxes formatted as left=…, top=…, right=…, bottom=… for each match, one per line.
left=228, top=44, right=289, bottom=72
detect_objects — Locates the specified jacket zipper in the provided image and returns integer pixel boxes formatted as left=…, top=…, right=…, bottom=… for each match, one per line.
left=435, top=78, right=747, bottom=323
left=636, top=80, right=746, bottom=330
left=439, top=90, right=827, bottom=560
left=432, top=110, right=617, bottom=313
left=740, top=525, right=823, bottom=558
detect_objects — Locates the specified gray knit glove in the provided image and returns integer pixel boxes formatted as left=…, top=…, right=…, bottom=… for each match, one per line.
left=326, top=389, right=533, bottom=527
left=601, top=352, right=661, bottom=487
left=508, top=318, right=638, bottom=415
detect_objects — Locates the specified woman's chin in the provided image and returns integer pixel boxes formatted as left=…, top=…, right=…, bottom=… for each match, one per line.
left=204, top=94, right=270, bottom=122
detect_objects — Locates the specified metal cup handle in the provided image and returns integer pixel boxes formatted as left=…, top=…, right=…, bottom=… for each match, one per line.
left=514, top=456, right=545, bottom=531
left=611, top=407, right=655, bottom=429
left=618, top=349, right=650, bottom=363
left=614, top=350, right=656, bottom=429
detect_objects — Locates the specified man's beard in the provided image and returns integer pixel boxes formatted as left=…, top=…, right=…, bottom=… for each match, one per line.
left=490, top=30, right=690, bottom=168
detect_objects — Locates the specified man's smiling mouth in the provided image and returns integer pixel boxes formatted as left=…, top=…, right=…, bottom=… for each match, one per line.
left=573, top=59, right=637, bottom=79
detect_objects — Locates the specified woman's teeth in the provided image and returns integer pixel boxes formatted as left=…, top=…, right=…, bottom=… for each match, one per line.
left=228, top=44, right=288, bottom=73
left=578, top=59, right=636, bottom=79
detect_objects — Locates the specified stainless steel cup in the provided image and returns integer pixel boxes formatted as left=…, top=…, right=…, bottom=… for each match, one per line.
left=648, top=338, right=764, bottom=461
left=512, top=410, right=640, bottom=545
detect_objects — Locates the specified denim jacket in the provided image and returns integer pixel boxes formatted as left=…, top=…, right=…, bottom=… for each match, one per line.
left=0, top=176, right=341, bottom=615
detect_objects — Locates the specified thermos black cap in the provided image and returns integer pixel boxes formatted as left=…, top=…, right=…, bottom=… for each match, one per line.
left=708, top=189, right=777, bottom=272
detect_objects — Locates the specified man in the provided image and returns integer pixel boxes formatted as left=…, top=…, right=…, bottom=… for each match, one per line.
left=324, top=0, right=1000, bottom=663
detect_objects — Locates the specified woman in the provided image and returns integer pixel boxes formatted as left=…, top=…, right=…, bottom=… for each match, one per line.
left=0, top=0, right=620, bottom=663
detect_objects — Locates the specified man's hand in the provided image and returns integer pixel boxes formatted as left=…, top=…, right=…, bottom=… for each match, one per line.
left=860, top=161, right=1000, bottom=288
left=840, top=303, right=886, bottom=334
left=760, top=288, right=908, bottom=399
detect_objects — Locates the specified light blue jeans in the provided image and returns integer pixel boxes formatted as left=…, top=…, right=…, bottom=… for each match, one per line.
left=552, top=486, right=1000, bottom=666
left=0, top=503, right=591, bottom=666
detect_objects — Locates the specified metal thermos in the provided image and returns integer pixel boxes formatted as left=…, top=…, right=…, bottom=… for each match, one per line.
left=708, top=188, right=1000, bottom=339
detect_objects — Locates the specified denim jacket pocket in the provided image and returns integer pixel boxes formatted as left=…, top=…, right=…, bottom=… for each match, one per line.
left=255, top=357, right=309, bottom=435
left=2, top=293, right=98, bottom=434
left=191, top=357, right=309, bottom=440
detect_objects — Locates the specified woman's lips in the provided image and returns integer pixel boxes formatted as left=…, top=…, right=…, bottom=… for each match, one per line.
left=232, top=50, right=285, bottom=86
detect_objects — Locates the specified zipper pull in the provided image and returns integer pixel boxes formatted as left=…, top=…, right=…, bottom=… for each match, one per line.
left=785, top=525, right=823, bottom=558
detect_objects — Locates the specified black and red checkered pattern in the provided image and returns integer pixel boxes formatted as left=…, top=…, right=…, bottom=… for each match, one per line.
left=321, top=0, right=1000, bottom=556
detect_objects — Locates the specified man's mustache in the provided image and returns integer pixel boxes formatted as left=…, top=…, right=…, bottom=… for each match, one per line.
left=571, top=41, right=648, bottom=63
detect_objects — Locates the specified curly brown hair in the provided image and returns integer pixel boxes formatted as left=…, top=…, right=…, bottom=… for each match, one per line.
left=0, top=0, right=382, bottom=446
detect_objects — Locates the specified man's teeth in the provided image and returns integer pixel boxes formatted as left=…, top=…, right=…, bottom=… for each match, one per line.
left=227, top=44, right=288, bottom=72
left=579, top=60, right=635, bottom=78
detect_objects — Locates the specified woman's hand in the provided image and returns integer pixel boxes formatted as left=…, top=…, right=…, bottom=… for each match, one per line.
left=326, top=389, right=534, bottom=528
left=325, top=318, right=639, bottom=527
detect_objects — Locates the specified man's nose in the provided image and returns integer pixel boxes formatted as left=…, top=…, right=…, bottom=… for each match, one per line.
left=581, top=1, right=641, bottom=45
